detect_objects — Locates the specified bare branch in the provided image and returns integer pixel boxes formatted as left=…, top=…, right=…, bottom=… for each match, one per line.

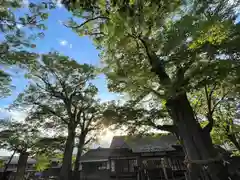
left=64, top=16, right=109, bottom=30
left=211, top=90, right=230, bottom=114
left=84, top=137, right=93, bottom=145
left=203, top=85, right=229, bottom=133
left=128, top=33, right=171, bottom=86
left=203, top=84, right=217, bottom=133
left=33, top=102, right=69, bottom=125
left=85, top=114, right=95, bottom=130
left=33, top=74, right=65, bottom=100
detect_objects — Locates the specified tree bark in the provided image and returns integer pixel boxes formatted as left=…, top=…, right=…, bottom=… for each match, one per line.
left=59, top=128, right=76, bottom=180
left=73, top=134, right=85, bottom=180
left=166, top=93, right=235, bottom=180
left=14, top=151, right=29, bottom=180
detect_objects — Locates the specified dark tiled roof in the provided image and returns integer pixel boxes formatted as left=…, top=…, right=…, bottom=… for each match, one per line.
left=81, top=148, right=111, bottom=161
left=109, top=148, right=135, bottom=158
left=110, top=134, right=178, bottom=152
left=80, top=134, right=179, bottom=162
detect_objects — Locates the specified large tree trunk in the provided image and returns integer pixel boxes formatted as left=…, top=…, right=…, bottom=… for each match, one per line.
left=166, top=93, right=235, bottom=180
left=59, top=128, right=76, bottom=180
left=73, top=134, right=85, bottom=180
left=140, top=37, right=237, bottom=180
left=14, top=151, right=29, bottom=180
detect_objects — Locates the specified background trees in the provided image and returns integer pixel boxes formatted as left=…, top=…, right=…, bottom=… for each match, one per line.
left=13, top=52, right=107, bottom=180
left=0, top=120, right=45, bottom=180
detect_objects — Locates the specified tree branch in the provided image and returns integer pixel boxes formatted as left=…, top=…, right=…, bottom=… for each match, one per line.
left=211, top=90, right=230, bottom=114
left=33, top=102, right=69, bottom=125
left=226, top=121, right=240, bottom=151
left=203, top=84, right=217, bottom=133
left=34, top=74, right=65, bottom=100
left=147, top=87, right=165, bottom=99
left=84, top=137, right=93, bottom=145
left=64, top=16, right=109, bottom=30
left=128, top=33, right=171, bottom=86
left=204, top=113, right=214, bottom=133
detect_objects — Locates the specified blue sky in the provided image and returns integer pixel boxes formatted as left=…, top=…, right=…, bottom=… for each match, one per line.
left=0, top=4, right=118, bottom=109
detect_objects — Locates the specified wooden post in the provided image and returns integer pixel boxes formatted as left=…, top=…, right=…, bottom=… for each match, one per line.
left=161, top=157, right=169, bottom=180
left=136, top=156, right=142, bottom=180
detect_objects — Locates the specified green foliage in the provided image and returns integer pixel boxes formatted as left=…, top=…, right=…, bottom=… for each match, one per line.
left=0, top=120, right=40, bottom=153
left=0, top=70, right=12, bottom=98
left=34, top=136, right=66, bottom=155
left=103, top=100, right=172, bottom=134
left=190, top=83, right=240, bottom=151
left=65, top=0, right=240, bottom=154
left=12, top=52, right=108, bottom=175
left=0, top=0, right=53, bottom=98
left=0, top=159, right=4, bottom=168
left=35, top=155, right=51, bottom=171
left=13, top=52, right=102, bottom=133
left=0, top=119, right=64, bottom=157
left=65, top=0, right=240, bottom=101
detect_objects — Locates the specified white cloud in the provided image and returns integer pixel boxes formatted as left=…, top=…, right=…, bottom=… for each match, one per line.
left=9, top=110, right=28, bottom=122
left=59, top=40, right=68, bottom=46
left=56, top=0, right=63, bottom=8
left=16, top=24, right=23, bottom=29
left=0, top=108, right=28, bottom=122
left=58, top=20, right=63, bottom=25
left=52, top=0, right=63, bottom=8
left=21, top=0, right=29, bottom=7
left=57, top=39, right=73, bottom=49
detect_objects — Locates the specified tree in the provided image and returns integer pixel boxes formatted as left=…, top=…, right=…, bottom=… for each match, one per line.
left=13, top=52, right=105, bottom=180
left=0, top=119, right=66, bottom=180
left=63, top=0, right=240, bottom=179
left=0, top=121, right=40, bottom=180
left=73, top=100, right=105, bottom=180
left=189, top=84, right=240, bottom=153
left=0, top=0, right=53, bottom=98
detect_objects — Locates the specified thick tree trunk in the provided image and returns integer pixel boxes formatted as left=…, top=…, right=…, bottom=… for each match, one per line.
left=73, top=134, right=85, bottom=180
left=166, top=93, right=235, bottom=180
left=14, top=151, right=29, bottom=180
left=59, top=128, right=76, bottom=180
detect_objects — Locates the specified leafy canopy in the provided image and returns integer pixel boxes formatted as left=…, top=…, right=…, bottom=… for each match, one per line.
left=63, top=0, right=240, bottom=139
left=0, top=0, right=54, bottom=98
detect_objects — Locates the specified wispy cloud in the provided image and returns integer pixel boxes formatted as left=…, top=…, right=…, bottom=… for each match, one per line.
left=57, top=39, right=73, bottom=49
left=0, top=108, right=28, bottom=122
left=52, top=0, right=63, bottom=8
left=16, top=24, right=23, bottom=29
left=58, top=20, right=63, bottom=25
left=21, top=0, right=29, bottom=7
left=60, top=40, right=68, bottom=46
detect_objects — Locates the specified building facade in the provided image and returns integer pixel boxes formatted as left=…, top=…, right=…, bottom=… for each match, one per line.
left=80, top=134, right=186, bottom=180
